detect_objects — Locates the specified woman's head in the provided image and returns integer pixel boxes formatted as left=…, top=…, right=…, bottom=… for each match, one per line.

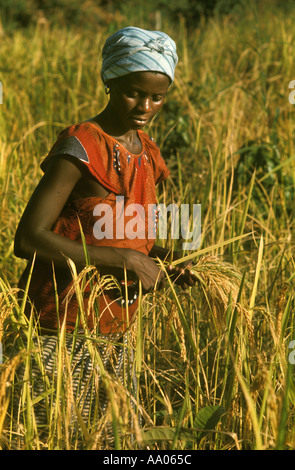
left=100, top=27, right=177, bottom=132
left=101, top=26, right=178, bottom=87
left=107, top=70, right=170, bottom=130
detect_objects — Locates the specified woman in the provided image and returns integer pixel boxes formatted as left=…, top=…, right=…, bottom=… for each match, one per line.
left=13, top=26, right=196, bottom=445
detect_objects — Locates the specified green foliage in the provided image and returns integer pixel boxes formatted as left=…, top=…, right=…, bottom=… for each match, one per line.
left=232, top=141, right=295, bottom=217
left=2, top=0, right=293, bottom=32
left=194, top=405, right=226, bottom=440
left=161, top=99, right=190, bottom=159
left=150, top=0, right=246, bottom=27
left=0, top=0, right=120, bottom=31
left=141, top=405, right=225, bottom=446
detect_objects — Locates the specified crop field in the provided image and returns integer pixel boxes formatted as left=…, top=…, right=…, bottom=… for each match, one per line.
left=0, top=0, right=295, bottom=450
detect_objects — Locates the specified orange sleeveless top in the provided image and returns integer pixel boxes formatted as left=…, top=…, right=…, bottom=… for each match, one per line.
left=19, top=122, right=169, bottom=334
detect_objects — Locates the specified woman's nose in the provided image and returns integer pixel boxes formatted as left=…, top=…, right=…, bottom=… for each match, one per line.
left=138, top=98, right=151, bottom=112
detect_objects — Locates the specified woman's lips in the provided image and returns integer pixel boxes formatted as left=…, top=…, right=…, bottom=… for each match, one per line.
left=129, top=116, right=149, bottom=125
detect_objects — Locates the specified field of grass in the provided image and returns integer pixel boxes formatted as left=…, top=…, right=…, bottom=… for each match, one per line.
left=0, top=0, right=295, bottom=450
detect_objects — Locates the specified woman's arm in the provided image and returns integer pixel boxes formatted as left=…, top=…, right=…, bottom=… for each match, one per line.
left=148, top=244, right=174, bottom=262
left=14, top=156, right=163, bottom=292
left=15, top=156, right=91, bottom=268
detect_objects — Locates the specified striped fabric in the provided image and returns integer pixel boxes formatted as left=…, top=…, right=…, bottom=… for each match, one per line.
left=101, top=26, right=178, bottom=84
left=11, top=331, right=135, bottom=449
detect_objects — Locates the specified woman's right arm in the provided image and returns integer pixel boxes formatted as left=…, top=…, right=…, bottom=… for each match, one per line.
left=14, top=156, right=163, bottom=291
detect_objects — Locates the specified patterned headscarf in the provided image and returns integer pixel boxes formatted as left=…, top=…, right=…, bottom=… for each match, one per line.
left=101, top=26, right=178, bottom=85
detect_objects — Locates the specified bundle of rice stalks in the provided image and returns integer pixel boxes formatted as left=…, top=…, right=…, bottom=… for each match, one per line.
left=189, top=255, right=252, bottom=331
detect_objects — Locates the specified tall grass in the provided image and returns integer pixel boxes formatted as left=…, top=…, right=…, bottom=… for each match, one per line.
left=1, top=0, right=295, bottom=449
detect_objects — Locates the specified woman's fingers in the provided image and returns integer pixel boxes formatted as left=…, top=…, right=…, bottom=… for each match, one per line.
left=166, top=264, right=197, bottom=289
left=137, top=259, right=198, bottom=293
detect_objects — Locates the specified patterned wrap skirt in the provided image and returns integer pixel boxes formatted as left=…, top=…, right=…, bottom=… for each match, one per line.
left=9, top=328, right=137, bottom=449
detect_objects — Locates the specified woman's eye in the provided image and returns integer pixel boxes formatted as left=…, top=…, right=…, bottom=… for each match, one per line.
left=153, top=95, right=163, bottom=102
left=126, top=91, right=138, bottom=98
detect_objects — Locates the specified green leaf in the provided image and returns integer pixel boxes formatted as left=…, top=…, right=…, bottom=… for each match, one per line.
left=142, top=426, right=196, bottom=443
left=195, top=405, right=225, bottom=432
left=142, top=406, right=225, bottom=446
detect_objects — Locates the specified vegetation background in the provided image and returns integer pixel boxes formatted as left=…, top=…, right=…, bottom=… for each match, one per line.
left=0, top=0, right=295, bottom=450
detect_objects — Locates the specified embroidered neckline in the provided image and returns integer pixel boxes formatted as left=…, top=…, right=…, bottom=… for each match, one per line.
left=112, top=142, right=149, bottom=174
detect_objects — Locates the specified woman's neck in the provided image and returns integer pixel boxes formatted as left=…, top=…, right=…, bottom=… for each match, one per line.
left=91, top=106, right=143, bottom=155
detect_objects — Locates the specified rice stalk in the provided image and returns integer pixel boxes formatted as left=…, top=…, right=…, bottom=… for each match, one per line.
left=188, top=254, right=251, bottom=332
left=65, top=258, right=122, bottom=449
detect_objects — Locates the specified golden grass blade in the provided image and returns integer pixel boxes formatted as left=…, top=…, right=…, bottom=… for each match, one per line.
left=230, top=347, right=263, bottom=450
left=66, top=257, right=122, bottom=449
left=157, top=259, right=198, bottom=357
left=249, top=235, right=264, bottom=321
left=170, top=233, right=253, bottom=267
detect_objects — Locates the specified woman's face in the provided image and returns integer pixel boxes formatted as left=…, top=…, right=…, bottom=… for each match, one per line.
left=107, top=71, right=170, bottom=131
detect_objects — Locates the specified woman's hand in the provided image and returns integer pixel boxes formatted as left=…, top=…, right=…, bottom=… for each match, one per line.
left=166, top=262, right=198, bottom=290
left=124, top=249, right=165, bottom=293
left=166, top=250, right=198, bottom=289
left=148, top=245, right=198, bottom=290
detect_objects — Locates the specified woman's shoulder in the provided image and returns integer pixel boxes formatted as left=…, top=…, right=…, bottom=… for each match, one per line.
left=60, top=120, right=109, bottom=141
left=42, top=121, right=111, bottom=172
left=47, top=120, right=114, bottom=160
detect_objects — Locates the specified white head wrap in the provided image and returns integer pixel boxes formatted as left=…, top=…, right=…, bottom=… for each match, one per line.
left=101, top=26, right=178, bottom=85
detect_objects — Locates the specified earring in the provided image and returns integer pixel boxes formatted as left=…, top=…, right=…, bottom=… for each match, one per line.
left=105, top=84, right=110, bottom=94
